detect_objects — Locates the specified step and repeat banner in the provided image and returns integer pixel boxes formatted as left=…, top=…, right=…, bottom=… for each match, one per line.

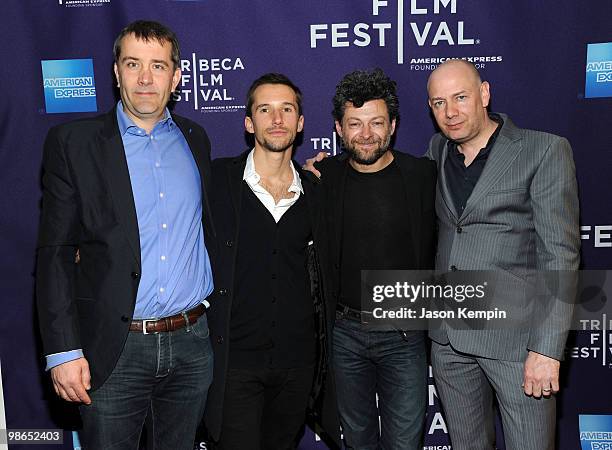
left=0, top=1, right=611, bottom=449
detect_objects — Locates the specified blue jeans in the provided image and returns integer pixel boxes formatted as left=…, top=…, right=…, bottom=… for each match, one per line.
left=332, top=315, right=427, bottom=450
left=79, top=314, right=213, bottom=450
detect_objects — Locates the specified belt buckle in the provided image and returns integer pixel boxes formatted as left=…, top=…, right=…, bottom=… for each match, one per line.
left=141, top=318, right=158, bottom=335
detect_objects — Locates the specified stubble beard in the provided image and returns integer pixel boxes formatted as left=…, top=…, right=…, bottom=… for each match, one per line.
left=257, top=129, right=296, bottom=153
left=343, top=133, right=392, bottom=165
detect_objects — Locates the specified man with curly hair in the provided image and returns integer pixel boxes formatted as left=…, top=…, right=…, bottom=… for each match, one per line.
left=313, top=68, right=437, bottom=450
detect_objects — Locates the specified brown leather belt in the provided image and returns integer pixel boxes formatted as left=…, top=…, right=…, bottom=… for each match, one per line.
left=129, top=303, right=206, bottom=334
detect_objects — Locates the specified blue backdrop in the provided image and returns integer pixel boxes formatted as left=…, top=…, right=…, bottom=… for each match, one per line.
left=1, top=1, right=611, bottom=449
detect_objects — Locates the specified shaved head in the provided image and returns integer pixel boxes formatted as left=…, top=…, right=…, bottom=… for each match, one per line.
left=426, top=59, right=497, bottom=151
left=427, top=59, right=481, bottom=95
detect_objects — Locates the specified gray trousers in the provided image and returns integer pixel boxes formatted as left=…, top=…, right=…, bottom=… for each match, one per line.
left=431, top=341, right=556, bottom=450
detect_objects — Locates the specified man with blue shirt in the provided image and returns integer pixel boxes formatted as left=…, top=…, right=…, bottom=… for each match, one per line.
left=36, top=20, right=215, bottom=449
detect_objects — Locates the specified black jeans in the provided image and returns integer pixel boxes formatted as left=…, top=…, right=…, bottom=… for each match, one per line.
left=217, top=365, right=315, bottom=450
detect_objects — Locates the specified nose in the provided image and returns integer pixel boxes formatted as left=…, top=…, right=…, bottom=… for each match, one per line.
left=272, top=108, right=283, bottom=125
left=360, top=124, right=373, bottom=139
left=138, top=66, right=153, bottom=85
left=445, top=102, right=458, bottom=119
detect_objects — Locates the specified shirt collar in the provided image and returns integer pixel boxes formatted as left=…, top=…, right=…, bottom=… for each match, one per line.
left=243, top=149, right=303, bottom=194
left=116, top=101, right=175, bottom=136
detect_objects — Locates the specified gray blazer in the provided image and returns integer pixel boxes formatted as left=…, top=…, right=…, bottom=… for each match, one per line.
left=426, top=114, right=580, bottom=362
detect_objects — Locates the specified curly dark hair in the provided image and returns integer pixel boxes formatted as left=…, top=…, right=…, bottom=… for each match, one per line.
left=332, top=68, right=399, bottom=123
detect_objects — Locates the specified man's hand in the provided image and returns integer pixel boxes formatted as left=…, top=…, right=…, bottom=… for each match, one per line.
left=302, top=152, right=329, bottom=178
left=522, top=351, right=560, bottom=398
left=50, top=357, right=92, bottom=404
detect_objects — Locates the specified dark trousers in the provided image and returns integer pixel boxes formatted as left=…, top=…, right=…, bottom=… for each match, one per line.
left=332, top=316, right=427, bottom=450
left=79, top=315, right=213, bottom=450
left=217, top=365, right=315, bottom=450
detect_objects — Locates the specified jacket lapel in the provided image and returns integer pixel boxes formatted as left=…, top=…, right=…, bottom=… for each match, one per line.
left=174, top=116, right=217, bottom=240
left=436, top=139, right=460, bottom=221
left=460, top=116, right=523, bottom=221
left=394, top=151, right=421, bottom=266
left=97, top=108, right=141, bottom=268
left=227, top=151, right=249, bottom=224
left=332, top=157, right=349, bottom=267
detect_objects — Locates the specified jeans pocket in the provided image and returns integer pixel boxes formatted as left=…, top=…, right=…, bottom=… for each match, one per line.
left=191, top=315, right=210, bottom=339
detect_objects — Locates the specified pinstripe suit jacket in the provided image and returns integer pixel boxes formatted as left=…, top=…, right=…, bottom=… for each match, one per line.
left=426, top=114, right=580, bottom=362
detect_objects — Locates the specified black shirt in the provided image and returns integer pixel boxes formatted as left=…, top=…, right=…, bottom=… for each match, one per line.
left=339, top=160, right=416, bottom=310
left=444, top=114, right=503, bottom=216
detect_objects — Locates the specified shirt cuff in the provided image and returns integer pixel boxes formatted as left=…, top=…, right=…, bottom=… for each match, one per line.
left=45, top=349, right=84, bottom=371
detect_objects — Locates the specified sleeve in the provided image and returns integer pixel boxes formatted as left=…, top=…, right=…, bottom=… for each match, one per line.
left=36, top=126, right=82, bottom=357
left=421, top=159, right=438, bottom=270
left=45, top=349, right=84, bottom=370
left=527, top=136, right=580, bottom=360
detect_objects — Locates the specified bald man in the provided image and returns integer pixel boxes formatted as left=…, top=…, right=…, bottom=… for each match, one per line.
left=425, top=60, right=580, bottom=450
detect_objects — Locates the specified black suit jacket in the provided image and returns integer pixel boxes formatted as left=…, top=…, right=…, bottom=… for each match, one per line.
left=204, top=150, right=341, bottom=448
left=315, top=150, right=438, bottom=313
left=36, top=107, right=216, bottom=390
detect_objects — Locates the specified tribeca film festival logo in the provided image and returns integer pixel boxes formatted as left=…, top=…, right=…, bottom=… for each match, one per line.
left=568, top=268, right=612, bottom=368
left=41, top=59, right=97, bottom=114
left=58, top=0, right=111, bottom=7
left=569, top=313, right=612, bottom=369
left=309, top=0, right=503, bottom=70
left=579, top=415, right=612, bottom=450
left=585, top=42, right=612, bottom=99
left=172, top=53, right=245, bottom=113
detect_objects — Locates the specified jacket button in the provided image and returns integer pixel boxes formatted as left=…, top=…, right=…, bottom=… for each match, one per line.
left=219, top=288, right=228, bottom=296
left=450, top=265, right=458, bottom=272
left=225, top=240, right=233, bottom=247
left=121, top=315, right=130, bottom=322
left=131, top=272, right=140, bottom=279
left=216, top=336, right=224, bottom=344
left=456, top=226, right=462, bottom=233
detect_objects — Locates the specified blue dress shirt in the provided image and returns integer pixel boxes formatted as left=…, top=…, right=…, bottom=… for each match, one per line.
left=46, top=102, right=214, bottom=369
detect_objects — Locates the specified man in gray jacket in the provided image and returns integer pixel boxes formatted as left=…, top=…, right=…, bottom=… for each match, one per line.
left=426, top=59, right=580, bottom=450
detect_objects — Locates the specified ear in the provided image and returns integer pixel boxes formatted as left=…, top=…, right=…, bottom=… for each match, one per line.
left=390, top=118, right=396, bottom=135
left=171, top=68, right=181, bottom=92
left=334, top=121, right=343, bottom=138
left=297, top=115, right=304, bottom=133
left=480, top=81, right=491, bottom=108
left=244, top=116, right=254, bottom=134
left=113, top=63, right=119, bottom=87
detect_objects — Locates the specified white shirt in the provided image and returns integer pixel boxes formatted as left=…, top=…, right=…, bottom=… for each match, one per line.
left=243, top=149, right=303, bottom=223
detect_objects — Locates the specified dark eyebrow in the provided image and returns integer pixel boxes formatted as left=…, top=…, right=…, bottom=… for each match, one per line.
left=120, top=57, right=169, bottom=67
left=256, top=102, right=297, bottom=109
